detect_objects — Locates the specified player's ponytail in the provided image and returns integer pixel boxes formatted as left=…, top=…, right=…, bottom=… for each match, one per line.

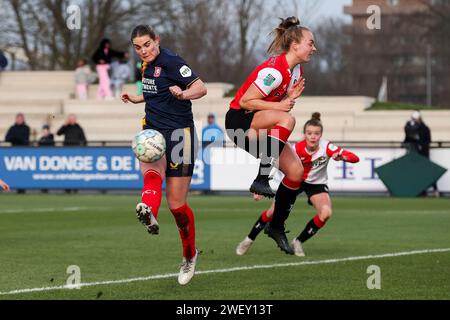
left=304, top=112, right=323, bottom=133
left=267, top=16, right=309, bottom=55
left=131, top=25, right=157, bottom=42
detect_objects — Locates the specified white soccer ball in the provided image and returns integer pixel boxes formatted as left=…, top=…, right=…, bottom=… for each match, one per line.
left=132, top=129, right=166, bottom=163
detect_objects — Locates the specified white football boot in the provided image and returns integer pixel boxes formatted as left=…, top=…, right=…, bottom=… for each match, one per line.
left=178, top=250, right=198, bottom=285
left=236, top=237, right=254, bottom=256
left=291, top=238, right=305, bottom=257
left=135, top=203, right=159, bottom=235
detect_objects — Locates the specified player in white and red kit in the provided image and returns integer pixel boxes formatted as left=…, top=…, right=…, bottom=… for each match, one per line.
left=236, top=113, right=360, bottom=256
left=225, top=17, right=317, bottom=254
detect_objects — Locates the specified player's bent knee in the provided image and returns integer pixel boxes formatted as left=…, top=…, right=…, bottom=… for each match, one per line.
left=278, top=113, right=296, bottom=131
left=284, top=163, right=303, bottom=182
left=319, top=206, right=332, bottom=221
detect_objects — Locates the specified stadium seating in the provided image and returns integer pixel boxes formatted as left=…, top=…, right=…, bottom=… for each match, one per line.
left=0, top=71, right=449, bottom=144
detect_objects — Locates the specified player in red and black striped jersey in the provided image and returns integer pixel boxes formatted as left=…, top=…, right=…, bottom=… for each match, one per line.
left=236, top=113, right=360, bottom=256
left=226, top=17, right=317, bottom=254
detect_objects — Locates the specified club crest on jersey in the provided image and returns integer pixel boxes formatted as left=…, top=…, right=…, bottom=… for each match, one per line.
left=263, top=74, right=276, bottom=86
left=179, top=65, right=192, bottom=78
left=153, top=67, right=161, bottom=77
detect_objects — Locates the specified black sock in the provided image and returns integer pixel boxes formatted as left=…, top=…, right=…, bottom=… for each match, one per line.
left=298, top=219, right=321, bottom=243
left=248, top=216, right=268, bottom=241
left=258, top=135, right=287, bottom=177
left=270, top=183, right=299, bottom=229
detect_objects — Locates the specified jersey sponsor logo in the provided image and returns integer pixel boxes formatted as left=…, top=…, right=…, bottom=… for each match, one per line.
left=263, top=74, right=276, bottom=86
left=153, top=67, right=161, bottom=77
left=312, top=156, right=327, bottom=168
left=179, top=65, right=192, bottom=78
left=328, top=143, right=338, bottom=152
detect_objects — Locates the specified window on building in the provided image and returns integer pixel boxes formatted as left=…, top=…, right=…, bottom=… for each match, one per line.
left=387, top=0, right=400, bottom=6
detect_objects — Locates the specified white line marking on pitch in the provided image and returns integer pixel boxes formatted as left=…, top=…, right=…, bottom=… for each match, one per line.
left=0, top=207, right=111, bottom=214
left=1, top=248, right=449, bottom=296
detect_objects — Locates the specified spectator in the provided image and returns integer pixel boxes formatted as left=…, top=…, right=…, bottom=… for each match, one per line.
left=5, top=113, right=30, bottom=146
left=202, top=112, right=224, bottom=147
left=92, top=38, right=124, bottom=100
left=415, top=112, right=438, bottom=196
left=404, top=111, right=438, bottom=196
left=74, top=58, right=94, bottom=100
left=38, top=125, right=55, bottom=146
left=57, top=114, right=87, bottom=146
left=415, top=112, right=431, bottom=158
left=404, top=111, right=421, bottom=153
left=111, top=52, right=131, bottom=99
left=0, top=178, right=10, bottom=192
left=0, top=50, right=8, bottom=71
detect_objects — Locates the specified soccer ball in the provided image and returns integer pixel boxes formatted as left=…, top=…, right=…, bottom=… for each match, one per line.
left=132, top=129, right=166, bottom=163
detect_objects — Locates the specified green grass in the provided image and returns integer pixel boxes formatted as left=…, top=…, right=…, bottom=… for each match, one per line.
left=0, top=194, right=449, bottom=300
left=368, top=101, right=449, bottom=110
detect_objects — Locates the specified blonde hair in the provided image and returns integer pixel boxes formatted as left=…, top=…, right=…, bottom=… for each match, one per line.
left=267, top=16, right=310, bottom=55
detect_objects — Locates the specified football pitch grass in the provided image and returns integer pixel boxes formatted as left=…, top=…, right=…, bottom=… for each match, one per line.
left=0, top=194, right=449, bottom=300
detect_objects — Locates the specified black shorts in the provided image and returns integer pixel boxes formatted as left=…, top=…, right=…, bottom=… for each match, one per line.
left=144, top=124, right=198, bottom=177
left=225, top=108, right=258, bottom=157
left=298, top=182, right=329, bottom=206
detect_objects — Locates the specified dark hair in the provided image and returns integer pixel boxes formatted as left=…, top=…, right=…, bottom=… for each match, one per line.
left=131, top=25, right=157, bottom=42
left=267, top=16, right=310, bottom=55
left=303, top=112, right=323, bottom=133
left=100, top=38, right=111, bottom=48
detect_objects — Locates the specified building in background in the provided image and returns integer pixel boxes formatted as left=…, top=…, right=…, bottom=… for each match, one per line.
left=344, top=0, right=450, bottom=106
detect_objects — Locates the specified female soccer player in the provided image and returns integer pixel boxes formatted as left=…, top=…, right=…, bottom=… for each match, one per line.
left=236, top=113, right=360, bottom=256
left=121, top=25, right=207, bottom=285
left=225, top=16, right=317, bottom=254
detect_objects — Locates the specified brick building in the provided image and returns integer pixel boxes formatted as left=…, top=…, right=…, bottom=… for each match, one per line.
left=344, top=0, right=449, bottom=106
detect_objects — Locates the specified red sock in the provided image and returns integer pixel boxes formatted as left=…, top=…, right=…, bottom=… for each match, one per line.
left=313, top=214, right=326, bottom=228
left=141, top=170, right=163, bottom=219
left=261, top=210, right=272, bottom=223
left=268, top=125, right=292, bottom=143
left=282, top=177, right=302, bottom=190
left=171, top=204, right=196, bottom=260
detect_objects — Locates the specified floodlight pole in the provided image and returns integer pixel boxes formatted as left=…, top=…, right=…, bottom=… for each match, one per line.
left=426, top=44, right=432, bottom=106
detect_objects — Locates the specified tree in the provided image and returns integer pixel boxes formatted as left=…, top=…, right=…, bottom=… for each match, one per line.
left=2, top=0, right=151, bottom=70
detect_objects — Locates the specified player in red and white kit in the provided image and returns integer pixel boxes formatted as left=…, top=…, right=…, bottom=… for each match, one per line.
left=225, top=17, right=317, bottom=254
left=236, top=113, right=360, bottom=256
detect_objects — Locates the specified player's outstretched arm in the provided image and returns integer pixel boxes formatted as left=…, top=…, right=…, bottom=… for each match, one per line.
left=332, top=150, right=360, bottom=163
left=121, top=93, right=144, bottom=104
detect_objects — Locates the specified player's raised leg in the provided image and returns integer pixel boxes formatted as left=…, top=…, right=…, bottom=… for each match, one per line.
left=166, top=176, right=198, bottom=285
left=248, top=109, right=296, bottom=198
left=136, top=157, right=166, bottom=235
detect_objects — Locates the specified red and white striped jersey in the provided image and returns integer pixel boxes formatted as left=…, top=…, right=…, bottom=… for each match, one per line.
left=229, top=54, right=303, bottom=110
left=294, top=138, right=342, bottom=185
